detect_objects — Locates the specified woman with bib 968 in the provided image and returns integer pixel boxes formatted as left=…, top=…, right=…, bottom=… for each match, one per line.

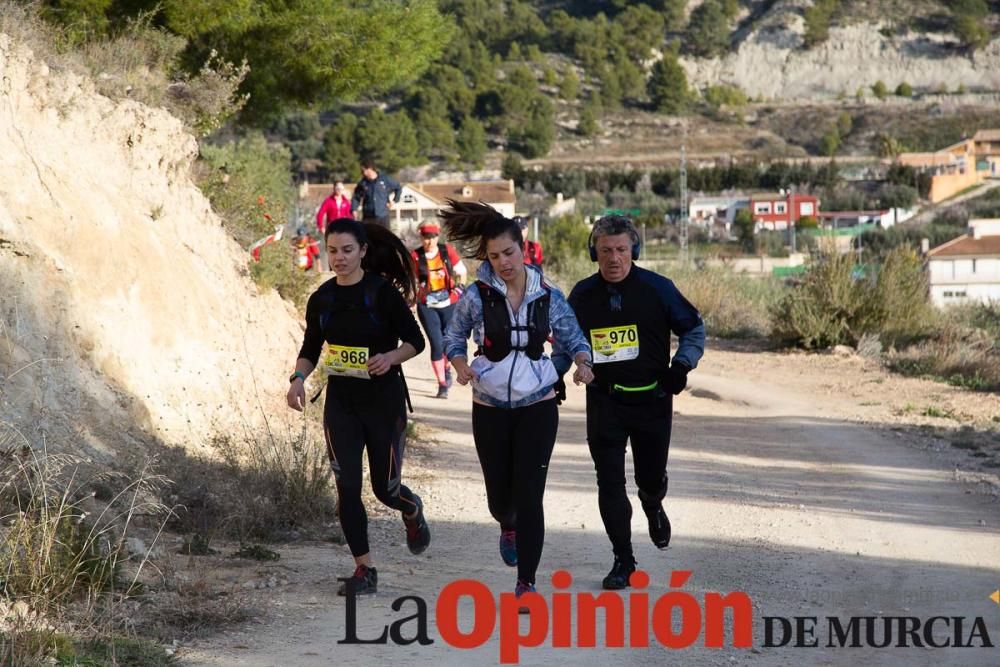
left=287, top=218, right=430, bottom=597
left=440, top=200, right=593, bottom=608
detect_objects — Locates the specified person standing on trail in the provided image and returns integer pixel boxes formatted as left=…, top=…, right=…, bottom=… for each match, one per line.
left=315, top=180, right=352, bottom=234
left=440, top=200, right=593, bottom=609
left=286, top=218, right=430, bottom=597
left=556, top=215, right=704, bottom=591
left=411, top=222, right=467, bottom=399
left=351, top=158, right=402, bottom=229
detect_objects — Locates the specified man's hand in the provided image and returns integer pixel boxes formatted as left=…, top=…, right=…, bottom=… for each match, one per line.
left=662, top=363, right=691, bottom=395
left=572, top=362, right=594, bottom=386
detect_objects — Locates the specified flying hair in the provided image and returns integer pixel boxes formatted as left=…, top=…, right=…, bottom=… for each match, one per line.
left=324, top=218, right=417, bottom=304
left=438, top=199, right=523, bottom=260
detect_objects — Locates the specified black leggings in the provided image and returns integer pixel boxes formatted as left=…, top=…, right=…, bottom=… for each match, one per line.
left=323, top=376, right=419, bottom=558
left=416, top=302, right=454, bottom=361
left=472, top=399, right=559, bottom=585
left=586, top=389, right=672, bottom=562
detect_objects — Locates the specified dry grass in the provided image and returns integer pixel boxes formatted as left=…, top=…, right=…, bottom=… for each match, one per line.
left=0, top=435, right=173, bottom=666
left=0, top=2, right=247, bottom=137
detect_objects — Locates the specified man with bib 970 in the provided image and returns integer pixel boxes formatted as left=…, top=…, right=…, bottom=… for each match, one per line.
left=558, top=215, right=704, bottom=591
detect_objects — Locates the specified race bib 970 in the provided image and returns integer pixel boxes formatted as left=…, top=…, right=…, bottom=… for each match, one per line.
left=590, top=325, right=639, bottom=364
left=321, top=344, right=371, bottom=379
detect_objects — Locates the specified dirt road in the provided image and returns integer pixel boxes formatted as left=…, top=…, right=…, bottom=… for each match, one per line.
left=180, top=349, right=999, bottom=666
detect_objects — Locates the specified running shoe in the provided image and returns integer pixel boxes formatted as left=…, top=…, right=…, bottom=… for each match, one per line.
left=644, top=503, right=672, bottom=550
left=601, top=557, right=636, bottom=590
left=499, top=529, right=517, bottom=567
left=403, top=494, right=431, bottom=554
left=337, top=564, right=377, bottom=596
left=514, top=579, right=537, bottom=615
left=435, top=385, right=449, bottom=399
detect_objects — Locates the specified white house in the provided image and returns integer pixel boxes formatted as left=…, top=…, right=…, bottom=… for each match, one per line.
left=926, top=218, right=1000, bottom=306
left=689, top=195, right=748, bottom=227
left=299, top=179, right=517, bottom=235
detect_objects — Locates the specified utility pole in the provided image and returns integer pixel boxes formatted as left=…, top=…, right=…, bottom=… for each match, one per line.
left=680, top=144, right=689, bottom=267
left=789, top=184, right=796, bottom=254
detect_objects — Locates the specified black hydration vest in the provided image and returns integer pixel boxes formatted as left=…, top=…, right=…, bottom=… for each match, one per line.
left=475, top=280, right=551, bottom=362
left=414, top=244, right=457, bottom=289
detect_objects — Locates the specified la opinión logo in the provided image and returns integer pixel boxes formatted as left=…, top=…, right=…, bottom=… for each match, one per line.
left=339, top=569, right=752, bottom=663
left=339, top=570, right=995, bottom=663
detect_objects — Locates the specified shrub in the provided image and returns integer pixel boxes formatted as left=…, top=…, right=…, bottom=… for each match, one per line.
left=539, top=214, right=593, bottom=286
left=772, top=248, right=934, bottom=349
left=704, top=84, right=747, bottom=109
left=895, top=81, right=913, bottom=97
left=248, top=241, right=316, bottom=308
left=871, top=80, right=888, bottom=100
left=198, top=134, right=295, bottom=249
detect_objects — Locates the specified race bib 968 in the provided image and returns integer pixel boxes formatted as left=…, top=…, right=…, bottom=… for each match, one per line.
left=321, top=344, right=371, bottom=379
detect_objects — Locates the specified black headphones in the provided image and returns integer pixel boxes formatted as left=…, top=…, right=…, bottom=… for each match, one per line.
left=588, top=218, right=641, bottom=262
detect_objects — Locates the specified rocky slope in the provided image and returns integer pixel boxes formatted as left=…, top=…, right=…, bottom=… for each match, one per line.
left=682, top=3, right=1000, bottom=99
left=0, top=33, right=302, bottom=463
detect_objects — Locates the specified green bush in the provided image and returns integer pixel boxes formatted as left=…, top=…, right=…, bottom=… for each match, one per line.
left=704, top=84, right=748, bottom=109
left=199, top=133, right=295, bottom=249
left=895, top=81, right=913, bottom=97
left=871, top=80, right=888, bottom=100
left=803, top=0, right=840, bottom=48
left=772, top=248, right=933, bottom=349
left=248, top=241, right=316, bottom=309
left=539, top=214, right=593, bottom=286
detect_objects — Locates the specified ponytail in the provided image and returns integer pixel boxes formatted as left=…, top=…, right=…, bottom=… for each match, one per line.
left=325, top=218, right=417, bottom=304
left=438, top=199, right=523, bottom=261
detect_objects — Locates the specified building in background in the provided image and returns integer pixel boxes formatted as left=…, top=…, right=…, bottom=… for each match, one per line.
left=926, top=218, right=1000, bottom=306
left=299, top=179, right=516, bottom=235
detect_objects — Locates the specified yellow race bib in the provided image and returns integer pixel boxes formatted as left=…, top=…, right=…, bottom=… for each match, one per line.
left=590, top=325, right=639, bottom=364
left=321, top=344, right=371, bottom=379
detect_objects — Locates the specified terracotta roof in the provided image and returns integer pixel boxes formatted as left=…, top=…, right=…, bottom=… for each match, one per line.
left=973, top=129, right=1000, bottom=142
left=750, top=192, right=818, bottom=201
left=927, top=233, right=1000, bottom=257
left=412, top=180, right=515, bottom=205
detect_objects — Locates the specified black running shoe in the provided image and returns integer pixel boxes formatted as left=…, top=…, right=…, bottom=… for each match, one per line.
left=435, top=385, right=449, bottom=399
left=644, top=504, right=672, bottom=549
left=602, top=558, right=636, bottom=590
left=337, top=564, right=377, bottom=596
left=403, top=494, right=431, bottom=554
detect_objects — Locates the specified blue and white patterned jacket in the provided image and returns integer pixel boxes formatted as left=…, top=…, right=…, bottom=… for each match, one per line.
left=443, top=263, right=591, bottom=409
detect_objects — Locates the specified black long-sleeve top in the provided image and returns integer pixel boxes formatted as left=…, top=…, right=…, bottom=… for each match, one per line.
left=565, top=265, right=705, bottom=389
left=298, top=273, right=424, bottom=385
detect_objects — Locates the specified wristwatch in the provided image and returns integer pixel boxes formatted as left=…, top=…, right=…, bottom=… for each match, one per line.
left=289, top=370, right=306, bottom=383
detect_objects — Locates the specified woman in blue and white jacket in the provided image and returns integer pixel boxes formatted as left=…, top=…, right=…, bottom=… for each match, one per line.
left=441, top=200, right=593, bottom=606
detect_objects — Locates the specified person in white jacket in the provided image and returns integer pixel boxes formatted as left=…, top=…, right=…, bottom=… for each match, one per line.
left=440, top=199, right=593, bottom=609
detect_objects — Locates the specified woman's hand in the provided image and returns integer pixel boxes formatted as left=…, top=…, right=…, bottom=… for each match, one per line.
left=452, top=357, right=477, bottom=385
left=287, top=380, right=305, bottom=411
left=367, top=352, right=393, bottom=376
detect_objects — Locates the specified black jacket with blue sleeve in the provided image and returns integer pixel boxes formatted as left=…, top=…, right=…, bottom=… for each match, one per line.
left=561, top=265, right=705, bottom=390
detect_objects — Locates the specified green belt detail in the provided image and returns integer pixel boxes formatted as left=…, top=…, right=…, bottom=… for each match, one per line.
left=611, top=381, right=658, bottom=393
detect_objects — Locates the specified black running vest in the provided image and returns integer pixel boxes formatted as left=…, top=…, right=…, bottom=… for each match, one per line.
left=475, top=280, right=551, bottom=362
